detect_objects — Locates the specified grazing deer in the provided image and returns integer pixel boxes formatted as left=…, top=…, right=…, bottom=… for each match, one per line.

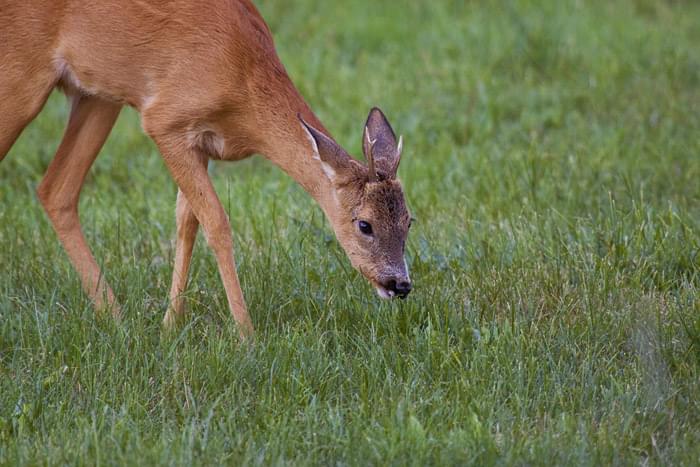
left=0, top=0, right=412, bottom=337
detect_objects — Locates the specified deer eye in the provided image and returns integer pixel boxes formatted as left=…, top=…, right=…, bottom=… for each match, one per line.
left=358, top=220, right=373, bottom=236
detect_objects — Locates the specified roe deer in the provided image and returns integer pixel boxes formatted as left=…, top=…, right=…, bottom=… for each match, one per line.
left=0, top=0, right=412, bottom=337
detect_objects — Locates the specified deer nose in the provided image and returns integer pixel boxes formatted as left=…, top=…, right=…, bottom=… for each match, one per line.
left=385, top=279, right=412, bottom=299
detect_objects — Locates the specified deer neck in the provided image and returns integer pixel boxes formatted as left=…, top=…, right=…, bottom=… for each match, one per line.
left=256, top=108, right=343, bottom=225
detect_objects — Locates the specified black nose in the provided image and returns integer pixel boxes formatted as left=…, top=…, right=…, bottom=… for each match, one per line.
left=385, top=279, right=412, bottom=299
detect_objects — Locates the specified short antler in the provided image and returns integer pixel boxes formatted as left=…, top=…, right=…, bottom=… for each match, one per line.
left=364, top=126, right=378, bottom=182
left=362, top=108, right=402, bottom=180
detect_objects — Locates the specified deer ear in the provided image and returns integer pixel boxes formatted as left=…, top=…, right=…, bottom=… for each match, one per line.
left=299, top=114, right=353, bottom=181
left=362, top=107, right=402, bottom=180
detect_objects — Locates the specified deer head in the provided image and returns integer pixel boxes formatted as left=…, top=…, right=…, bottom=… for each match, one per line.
left=300, top=108, right=412, bottom=299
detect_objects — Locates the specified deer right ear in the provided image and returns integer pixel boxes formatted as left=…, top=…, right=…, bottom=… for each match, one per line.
left=362, top=107, right=402, bottom=181
left=298, top=114, right=353, bottom=181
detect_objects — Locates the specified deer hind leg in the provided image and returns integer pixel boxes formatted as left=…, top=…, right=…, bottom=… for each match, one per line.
left=37, top=94, right=122, bottom=316
left=163, top=188, right=200, bottom=329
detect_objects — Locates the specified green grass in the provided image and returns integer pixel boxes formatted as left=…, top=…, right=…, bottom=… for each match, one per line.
left=1, top=0, right=699, bottom=464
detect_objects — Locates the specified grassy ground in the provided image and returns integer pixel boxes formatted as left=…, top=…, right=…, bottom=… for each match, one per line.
left=1, top=0, right=699, bottom=465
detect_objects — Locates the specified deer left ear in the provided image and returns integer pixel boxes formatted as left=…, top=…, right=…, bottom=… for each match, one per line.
left=299, top=114, right=354, bottom=181
left=362, top=107, right=402, bottom=181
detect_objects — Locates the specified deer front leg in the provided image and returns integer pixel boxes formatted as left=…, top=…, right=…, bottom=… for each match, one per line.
left=163, top=189, right=199, bottom=329
left=37, top=95, right=122, bottom=316
left=151, top=136, right=253, bottom=338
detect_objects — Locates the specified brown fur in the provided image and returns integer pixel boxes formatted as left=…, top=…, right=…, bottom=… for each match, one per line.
left=333, top=178, right=411, bottom=286
left=0, top=0, right=411, bottom=337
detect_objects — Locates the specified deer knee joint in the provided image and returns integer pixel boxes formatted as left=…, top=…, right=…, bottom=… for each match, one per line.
left=37, top=187, right=78, bottom=232
left=203, top=219, right=232, bottom=251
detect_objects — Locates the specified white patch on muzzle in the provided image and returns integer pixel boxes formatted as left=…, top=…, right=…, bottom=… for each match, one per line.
left=376, top=286, right=395, bottom=300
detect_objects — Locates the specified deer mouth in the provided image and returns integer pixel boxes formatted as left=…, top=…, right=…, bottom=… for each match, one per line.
left=375, top=285, right=395, bottom=300
left=374, top=277, right=412, bottom=300
left=360, top=267, right=405, bottom=300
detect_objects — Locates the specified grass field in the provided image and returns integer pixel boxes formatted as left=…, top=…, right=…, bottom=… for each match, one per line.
left=1, top=0, right=699, bottom=465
